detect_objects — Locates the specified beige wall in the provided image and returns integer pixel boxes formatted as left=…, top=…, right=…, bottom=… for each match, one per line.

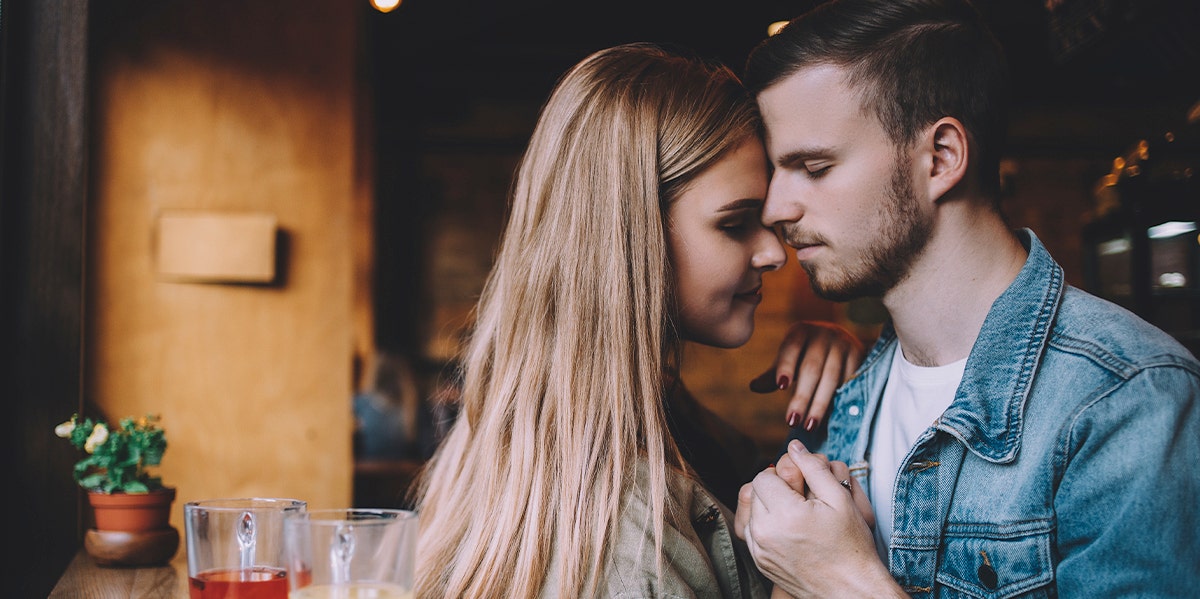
left=86, top=1, right=362, bottom=531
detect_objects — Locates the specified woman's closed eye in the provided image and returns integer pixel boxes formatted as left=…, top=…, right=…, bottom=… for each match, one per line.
left=719, top=210, right=763, bottom=238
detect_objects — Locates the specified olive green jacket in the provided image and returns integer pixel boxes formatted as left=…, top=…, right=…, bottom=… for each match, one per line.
left=542, top=462, right=770, bottom=598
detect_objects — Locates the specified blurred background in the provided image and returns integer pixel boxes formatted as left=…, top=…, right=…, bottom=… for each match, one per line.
left=4, top=0, right=1198, bottom=594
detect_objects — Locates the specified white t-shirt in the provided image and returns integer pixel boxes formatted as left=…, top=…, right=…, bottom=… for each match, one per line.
left=868, top=348, right=966, bottom=563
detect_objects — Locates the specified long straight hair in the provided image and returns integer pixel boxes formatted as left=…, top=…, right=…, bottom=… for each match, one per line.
left=414, top=42, right=762, bottom=599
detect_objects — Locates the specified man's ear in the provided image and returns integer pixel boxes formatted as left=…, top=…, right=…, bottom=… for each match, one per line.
left=923, top=117, right=969, bottom=202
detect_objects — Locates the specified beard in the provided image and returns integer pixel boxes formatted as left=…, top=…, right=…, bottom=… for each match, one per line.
left=788, top=155, right=932, bottom=302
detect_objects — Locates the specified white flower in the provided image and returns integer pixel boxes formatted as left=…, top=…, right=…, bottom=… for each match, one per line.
left=84, top=423, right=108, bottom=453
left=54, top=420, right=75, bottom=438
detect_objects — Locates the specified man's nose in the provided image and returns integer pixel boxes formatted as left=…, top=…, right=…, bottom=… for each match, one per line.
left=762, top=172, right=804, bottom=228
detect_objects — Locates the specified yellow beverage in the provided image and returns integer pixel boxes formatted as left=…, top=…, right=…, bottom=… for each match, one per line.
left=290, top=584, right=412, bottom=599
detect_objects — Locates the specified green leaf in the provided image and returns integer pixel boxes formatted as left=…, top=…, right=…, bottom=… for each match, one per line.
left=77, top=473, right=106, bottom=492
left=122, top=481, right=150, bottom=493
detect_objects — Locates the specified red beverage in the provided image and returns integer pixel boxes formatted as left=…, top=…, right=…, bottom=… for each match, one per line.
left=188, top=567, right=290, bottom=599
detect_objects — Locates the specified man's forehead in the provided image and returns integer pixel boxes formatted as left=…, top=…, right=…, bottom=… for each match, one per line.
left=758, top=64, right=871, bottom=116
left=759, top=65, right=884, bottom=142
left=759, top=68, right=852, bottom=131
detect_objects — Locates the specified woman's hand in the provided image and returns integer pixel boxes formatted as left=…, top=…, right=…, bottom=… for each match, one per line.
left=749, top=320, right=865, bottom=432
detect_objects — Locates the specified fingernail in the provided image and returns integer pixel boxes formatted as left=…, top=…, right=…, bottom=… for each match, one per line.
left=777, top=375, right=790, bottom=390
left=767, top=462, right=776, bottom=469
left=788, top=439, right=807, bottom=454
left=787, top=412, right=798, bottom=427
left=804, top=417, right=818, bottom=432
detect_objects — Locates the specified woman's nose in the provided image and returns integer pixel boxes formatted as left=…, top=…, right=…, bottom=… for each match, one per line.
left=753, top=226, right=787, bottom=271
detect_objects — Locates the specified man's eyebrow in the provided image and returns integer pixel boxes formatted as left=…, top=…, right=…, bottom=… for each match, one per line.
left=717, top=198, right=764, bottom=212
left=774, top=146, right=836, bottom=168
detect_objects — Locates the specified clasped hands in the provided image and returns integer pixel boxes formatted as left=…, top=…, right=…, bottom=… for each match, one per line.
left=734, top=440, right=900, bottom=598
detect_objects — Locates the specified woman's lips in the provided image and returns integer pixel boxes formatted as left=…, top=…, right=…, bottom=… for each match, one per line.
left=735, top=285, right=763, bottom=304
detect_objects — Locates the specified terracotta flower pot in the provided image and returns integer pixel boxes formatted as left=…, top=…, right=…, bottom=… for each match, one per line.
left=84, top=487, right=179, bottom=567
left=88, top=487, right=176, bottom=532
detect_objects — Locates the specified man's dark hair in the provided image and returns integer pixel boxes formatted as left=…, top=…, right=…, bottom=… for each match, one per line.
left=745, top=0, right=1010, bottom=197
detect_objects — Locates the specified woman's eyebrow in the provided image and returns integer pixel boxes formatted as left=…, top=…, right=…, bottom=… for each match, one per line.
left=718, top=198, right=764, bottom=212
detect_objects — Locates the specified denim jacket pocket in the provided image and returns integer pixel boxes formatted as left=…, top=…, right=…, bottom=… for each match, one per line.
left=936, top=522, right=1054, bottom=598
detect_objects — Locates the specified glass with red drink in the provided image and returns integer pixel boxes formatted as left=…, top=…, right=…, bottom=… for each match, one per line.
left=185, top=497, right=307, bottom=599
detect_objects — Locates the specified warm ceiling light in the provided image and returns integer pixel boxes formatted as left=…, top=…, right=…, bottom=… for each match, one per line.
left=372, top=0, right=401, bottom=13
left=767, top=21, right=789, bottom=36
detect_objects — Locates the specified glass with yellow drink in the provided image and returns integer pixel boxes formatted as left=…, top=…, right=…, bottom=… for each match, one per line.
left=284, top=508, right=417, bottom=599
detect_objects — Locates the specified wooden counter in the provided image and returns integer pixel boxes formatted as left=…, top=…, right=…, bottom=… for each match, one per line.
left=49, top=550, right=189, bottom=599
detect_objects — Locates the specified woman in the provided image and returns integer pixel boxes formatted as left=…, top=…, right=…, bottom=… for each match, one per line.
left=414, top=43, right=859, bottom=598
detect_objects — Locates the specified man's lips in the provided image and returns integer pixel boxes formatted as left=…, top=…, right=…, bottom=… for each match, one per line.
left=792, top=242, right=822, bottom=260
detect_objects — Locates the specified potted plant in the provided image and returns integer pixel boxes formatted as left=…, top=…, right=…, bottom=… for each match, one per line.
left=56, top=413, right=179, bottom=566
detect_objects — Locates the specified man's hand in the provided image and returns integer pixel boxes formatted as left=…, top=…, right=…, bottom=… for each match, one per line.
left=775, top=450, right=875, bottom=530
left=736, top=441, right=905, bottom=598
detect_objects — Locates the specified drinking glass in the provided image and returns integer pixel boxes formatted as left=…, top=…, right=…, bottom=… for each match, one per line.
left=284, top=508, right=418, bottom=599
left=185, top=497, right=308, bottom=599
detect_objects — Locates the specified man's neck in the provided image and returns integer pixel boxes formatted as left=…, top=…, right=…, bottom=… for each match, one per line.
left=882, top=207, right=1027, bottom=367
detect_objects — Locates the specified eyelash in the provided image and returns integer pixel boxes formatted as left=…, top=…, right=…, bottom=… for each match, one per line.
left=720, top=216, right=760, bottom=237
left=805, top=164, right=831, bottom=179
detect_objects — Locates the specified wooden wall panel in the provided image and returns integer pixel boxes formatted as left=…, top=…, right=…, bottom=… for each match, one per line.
left=1, top=1, right=91, bottom=594
left=87, top=0, right=360, bottom=532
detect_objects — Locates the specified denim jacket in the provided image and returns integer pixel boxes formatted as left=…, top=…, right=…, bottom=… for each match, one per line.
left=791, top=229, right=1200, bottom=598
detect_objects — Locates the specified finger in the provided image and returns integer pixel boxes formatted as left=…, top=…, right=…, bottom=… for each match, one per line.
left=829, top=461, right=875, bottom=529
left=774, top=453, right=807, bottom=494
left=788, top=331, right=830, bottom=429
left=788, top=451, right=821, bottom=500
left=803, top=343, right=847, bottom=428
left=785, top=440, right=846, bottom=502
left=743, top=515, right=757, bottom=557
left=749, top=367, right=779, bottom=394
left=734, top=482, right=754, bottom=539
left=829, top=460, right=852, bottom=492
left=750, top=464, right=807, bottom=508
left=773, top=323, right=813, bottom=394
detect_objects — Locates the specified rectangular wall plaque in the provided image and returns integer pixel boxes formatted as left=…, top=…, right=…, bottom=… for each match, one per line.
left=156, top=211, right=278, bottom=283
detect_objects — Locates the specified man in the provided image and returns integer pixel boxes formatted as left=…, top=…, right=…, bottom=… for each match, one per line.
left=734, top=0, right=1200, bottom=596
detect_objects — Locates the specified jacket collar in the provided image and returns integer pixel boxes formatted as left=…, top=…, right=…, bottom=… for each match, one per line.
left=936, top=228, right=1064, bottom=463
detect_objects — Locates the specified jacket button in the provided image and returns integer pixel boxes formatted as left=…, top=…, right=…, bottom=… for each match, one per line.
left=978, top=563, right=998, bottom=589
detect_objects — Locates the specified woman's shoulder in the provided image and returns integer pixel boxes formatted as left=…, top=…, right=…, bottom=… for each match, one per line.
left=597, top=466, right=768, bottom=599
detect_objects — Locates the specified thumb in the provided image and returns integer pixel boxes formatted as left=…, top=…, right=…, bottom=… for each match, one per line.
left=786, top=440, right=843, bottom=501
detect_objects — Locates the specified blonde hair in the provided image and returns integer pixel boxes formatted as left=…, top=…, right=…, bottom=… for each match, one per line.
left=414, top=43, right=762, bottom=599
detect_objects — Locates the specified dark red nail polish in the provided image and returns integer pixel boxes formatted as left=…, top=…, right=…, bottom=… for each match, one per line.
left=778, top=375, right=790, bottom=390
left=787, top=412, right=798, bottom=427
left=804, top=417, right=818, bottom=432
left=768, top=462, right=776, bottom=469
